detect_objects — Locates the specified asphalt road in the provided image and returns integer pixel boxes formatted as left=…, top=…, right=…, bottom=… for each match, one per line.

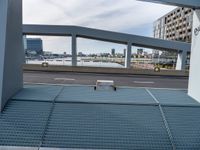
left=23, top=71, right=188, bottom=89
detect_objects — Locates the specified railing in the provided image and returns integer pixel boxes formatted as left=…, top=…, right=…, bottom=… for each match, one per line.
left=23, top=25, right=191, bottom=70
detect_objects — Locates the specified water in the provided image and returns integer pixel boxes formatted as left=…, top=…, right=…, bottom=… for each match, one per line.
left=26, top=58, right=124, bottom=68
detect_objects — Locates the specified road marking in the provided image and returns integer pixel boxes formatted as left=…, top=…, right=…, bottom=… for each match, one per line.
left=54, top=78, right=75, bottom=81
left=24, top=75, right=48, bottom=78
left=133, top=81, right=155, bottom=84
left=24, top=82, right=93, bottom=87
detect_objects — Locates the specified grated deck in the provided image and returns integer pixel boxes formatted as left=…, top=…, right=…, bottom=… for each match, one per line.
left=0, top=84, right=199, bottom=149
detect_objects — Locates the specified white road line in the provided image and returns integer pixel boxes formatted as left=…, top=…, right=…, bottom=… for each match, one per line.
left=54, top=78, right=75, bottom=81
left=133, top=81, right=155, bottom=84
left=24, top=75, right=48, bottom=78
left=24, top=82, right=93, bottom=87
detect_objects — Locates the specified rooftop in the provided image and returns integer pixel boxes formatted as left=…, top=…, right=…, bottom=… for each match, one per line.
left=0, top=84, right=200, bottom=149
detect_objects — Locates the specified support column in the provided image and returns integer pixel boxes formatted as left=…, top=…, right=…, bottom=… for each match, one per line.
left=188, top=9, right=200, bottom=102
left=125, top=42, right=132, bottom=68
left=0, top=0, right=23, bottom=111
left=71, top=34, right=77, bottom=66
left=175, top=50, right=187, bottom=70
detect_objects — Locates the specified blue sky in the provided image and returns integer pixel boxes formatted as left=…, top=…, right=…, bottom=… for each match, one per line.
left=23, top=0, right=176, bottom=54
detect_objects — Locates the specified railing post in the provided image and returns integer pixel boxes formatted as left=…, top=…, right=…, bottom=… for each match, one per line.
left=125, top=42, right=132, bottom=68
left=71, top=34, right=77, bottom=66
left=175, top=50, right=187, bottom=70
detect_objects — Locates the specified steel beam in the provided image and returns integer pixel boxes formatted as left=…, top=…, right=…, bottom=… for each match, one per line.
left=138, top=0, right=200, bottom=9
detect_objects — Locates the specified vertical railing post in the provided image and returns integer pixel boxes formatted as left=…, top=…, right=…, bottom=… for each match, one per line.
left=175, top=50, right=187, bottom=70
left=71, top=34, right=77, bottom=66
left=125, top=42, right=132, bottom=68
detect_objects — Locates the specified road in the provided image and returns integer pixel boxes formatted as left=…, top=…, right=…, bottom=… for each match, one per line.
left=23, top=71, right=188, bottom=89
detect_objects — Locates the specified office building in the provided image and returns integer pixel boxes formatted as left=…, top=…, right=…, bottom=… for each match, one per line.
left=26, top=38, right=43, bottom=55
left=111, top=48, right=115, bottom=56
left=153, top=7, right=193, bottom=57
left=137, top=48, right=143, bottom=55
left=123, top=49, right=126, bottom=57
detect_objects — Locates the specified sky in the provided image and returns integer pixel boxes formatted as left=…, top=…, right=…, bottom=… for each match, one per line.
left=23, top=0, right=176, bottom=54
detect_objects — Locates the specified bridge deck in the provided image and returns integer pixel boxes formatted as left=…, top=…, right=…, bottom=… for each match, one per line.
left=0, top=84, right=200, bottom=149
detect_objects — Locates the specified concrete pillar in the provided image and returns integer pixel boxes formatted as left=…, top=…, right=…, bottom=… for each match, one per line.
left=175, top=50, right=187, bottom=70
left=0, top=0, right=23, bottom=111
left=71, top=34, right=77, bottom=66
left=188, top=9, right=200, bottom=102
left=125, top=42, right=132, bottom=68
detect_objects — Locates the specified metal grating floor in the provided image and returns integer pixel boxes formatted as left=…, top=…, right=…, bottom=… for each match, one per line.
left=12, top=85, right=63, bottom=102
left=0, top=101, right=51, bottom=147
left=163, top=106, right=200, bottom=150
left=149, top=89, right=199, bottom=106
left=42, top=103, right=172, bottom=149
left=0, top=84, right=200, bottom=149
left=56, top=86, right=156, bottom=104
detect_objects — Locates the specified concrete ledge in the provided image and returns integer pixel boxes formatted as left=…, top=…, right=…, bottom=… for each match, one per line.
left=23, top=64, right=189, bottom=77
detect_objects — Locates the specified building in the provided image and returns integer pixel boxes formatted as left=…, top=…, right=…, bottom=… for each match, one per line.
left=25, top=38, right=43, bottom=55
left=78, top=52, right=86, bottom=57
left=123, top=49, right=126, bottom=57
left=137, top=48, right=143, bottom=55
left=153, top=7, right=193, bottom=57
left=111, top=48, right=115, bottom=56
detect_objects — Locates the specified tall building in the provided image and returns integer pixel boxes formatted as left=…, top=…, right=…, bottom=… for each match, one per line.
left=25, top=38, right=43, bottom=55
left=111, top=48, right=115, bottom=56
left=153, top=7, right=193, bottom=57
left=123, top=49, right=126, bottom=57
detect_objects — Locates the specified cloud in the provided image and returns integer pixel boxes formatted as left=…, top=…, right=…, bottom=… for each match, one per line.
left=23, top=0, right=176, bottom=53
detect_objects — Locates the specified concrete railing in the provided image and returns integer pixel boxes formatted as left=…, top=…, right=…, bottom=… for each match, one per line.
left=23, top=25, right=191, bottom=70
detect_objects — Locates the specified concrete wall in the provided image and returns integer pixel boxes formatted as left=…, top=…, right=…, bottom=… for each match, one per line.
left=188, top=9, right=200, bottom=102
left=0, top=0, right=23, bottom=111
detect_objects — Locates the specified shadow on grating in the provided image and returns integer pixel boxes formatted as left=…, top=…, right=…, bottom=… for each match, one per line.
left=0, top=101, right=51, bottom=147
left=149, top=89, right=199, bottom=106
left=163, top=106, right=200, bottom=150
left=42, top=103, right=173, bottom=150
left=12, top=85, right=63, bottom=102
left=56, top=86, right=156, bottom=105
